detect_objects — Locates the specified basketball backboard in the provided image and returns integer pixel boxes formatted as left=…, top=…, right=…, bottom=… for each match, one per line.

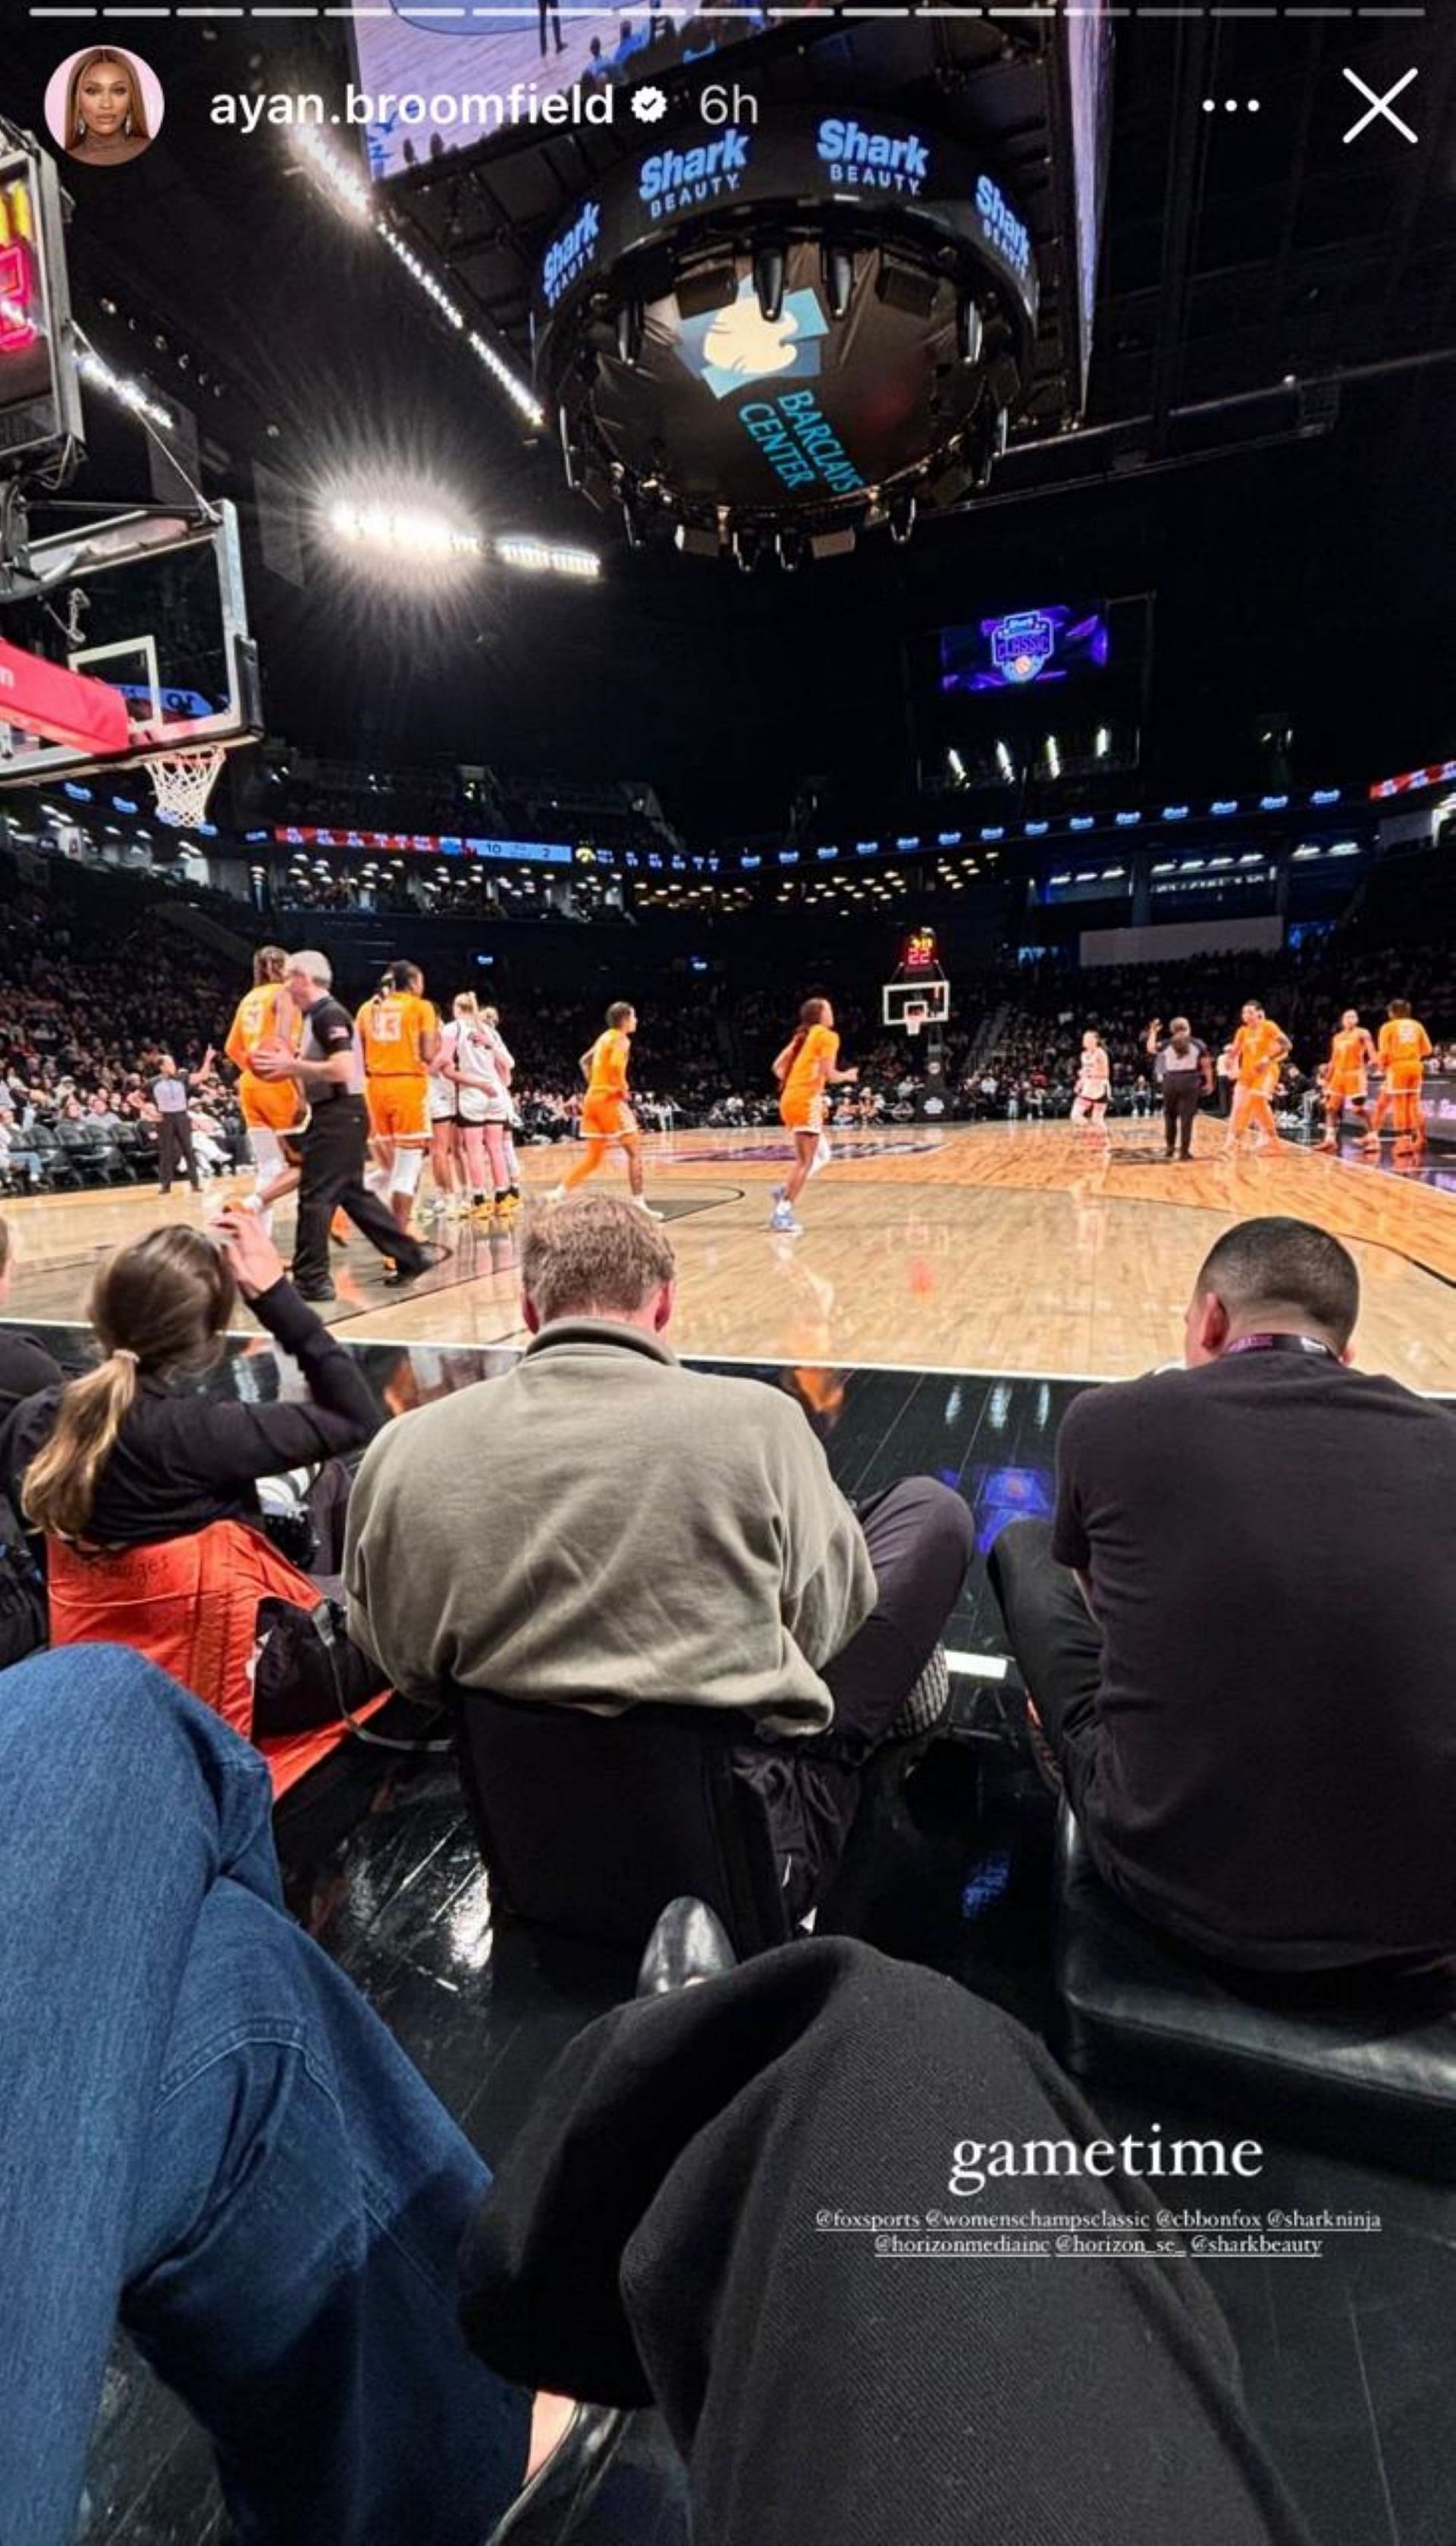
left=883, top=977, right=950, bottom=1028
left=0, top=501, right=261, bottom=787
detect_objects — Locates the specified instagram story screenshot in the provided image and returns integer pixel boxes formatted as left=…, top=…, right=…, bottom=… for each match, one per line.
left=0, top=5, right=1454, bottom=2544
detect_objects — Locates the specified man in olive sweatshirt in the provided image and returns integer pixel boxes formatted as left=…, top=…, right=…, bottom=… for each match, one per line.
left=344, top=1193, right=973, bottom=1898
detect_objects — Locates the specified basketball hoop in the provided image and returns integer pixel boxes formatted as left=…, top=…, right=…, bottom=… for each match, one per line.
left=904, top=1003, right=927, bottom=1041
left=144, top=743, right=227, bottom=828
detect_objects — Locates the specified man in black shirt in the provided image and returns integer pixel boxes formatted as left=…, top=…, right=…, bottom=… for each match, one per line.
left=250, top=951, right=446, bottom=1304
left=990, top=1216, right=1456, bottom=1975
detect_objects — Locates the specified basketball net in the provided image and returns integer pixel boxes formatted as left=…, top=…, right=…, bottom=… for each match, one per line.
left=145, top=743, right=227, bottom=828
left=905, top=1005, right=927, bottom=1040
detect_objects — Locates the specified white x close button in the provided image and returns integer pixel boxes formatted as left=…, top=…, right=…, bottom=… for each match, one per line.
left=1341, top=65, right=1420, bottom=146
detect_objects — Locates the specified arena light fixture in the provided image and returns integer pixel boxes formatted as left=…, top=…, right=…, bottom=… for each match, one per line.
left=494, top=535, right=601, bottom=580
left=325, top=497, right=482, bottom=562
left=291, top=129, right=544, bottom=430
left=74, top=340, right=174, bottom=435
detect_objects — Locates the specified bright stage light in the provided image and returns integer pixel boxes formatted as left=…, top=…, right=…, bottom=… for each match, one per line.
left=495, top=535, right=601, bottom=581
left=326, top=497, right=482, bottom=560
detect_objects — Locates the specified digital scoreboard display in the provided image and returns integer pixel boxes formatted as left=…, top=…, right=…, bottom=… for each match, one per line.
left=939, top=606, right=1111, bottom=695
left=0, top=146, right=83, bottom=462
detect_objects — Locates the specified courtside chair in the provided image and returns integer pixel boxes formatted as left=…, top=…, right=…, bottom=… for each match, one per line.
left=448, top=1687, right=799, bottom=1960
left=1052, top=1804, right=1456, bottom=2180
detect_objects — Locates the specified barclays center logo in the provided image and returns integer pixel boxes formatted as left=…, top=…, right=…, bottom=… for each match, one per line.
left=671, top=276, right=830, bottom=401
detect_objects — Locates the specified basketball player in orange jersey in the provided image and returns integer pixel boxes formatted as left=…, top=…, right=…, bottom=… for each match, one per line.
left=356, top=961, right=440, bottom=1235
left=1318, top=1009, right=1377, bottom=1153
left=224, top=947, right=306, bottom=1233
left=546, top=1001, right=663, bottom=1216
left=1223, top=1000, right=1291, bottom=1156
left=770, top=997, right=858, bottom=1235
left=1367, top=997, right=1433, bottom=1155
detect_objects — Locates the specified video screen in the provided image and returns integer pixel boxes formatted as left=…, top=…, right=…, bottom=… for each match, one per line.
left=351, top=3, right=777, bottom=181
left=940, top=607, right=1112, bottom=696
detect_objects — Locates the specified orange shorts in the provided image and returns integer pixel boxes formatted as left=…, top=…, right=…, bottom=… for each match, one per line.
left=1382, top=1068, right=1424, bottom=1098
left=366, top=1075, right=431, bottom=1144
left=580, top=1092, right=635, bottom=1143
left=780, top=1093, right=825, bottom=1134
left=238, top=1072, right=309, bottom=1136
left=1326, top=1075, right=1367, bottom=1105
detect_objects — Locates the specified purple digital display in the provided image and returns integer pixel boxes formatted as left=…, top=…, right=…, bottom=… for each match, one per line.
left=940, top=607, right=1111, bottom=695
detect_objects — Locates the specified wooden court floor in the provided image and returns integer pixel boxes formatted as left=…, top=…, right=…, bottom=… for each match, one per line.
left=5, top=1122, right=1456, bottom=1389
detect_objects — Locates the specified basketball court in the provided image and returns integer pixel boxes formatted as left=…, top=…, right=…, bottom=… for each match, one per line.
left=8, top=1121, right=1456, bottom=1391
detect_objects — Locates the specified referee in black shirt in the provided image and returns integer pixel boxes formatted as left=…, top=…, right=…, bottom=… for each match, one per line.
left=250, top=950, right=445, bottom=1303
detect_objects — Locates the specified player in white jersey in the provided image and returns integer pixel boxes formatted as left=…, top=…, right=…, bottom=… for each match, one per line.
left=441, top=994, right=517, bottom=1222
left=1070, top=1030, right=1111, bottom=1130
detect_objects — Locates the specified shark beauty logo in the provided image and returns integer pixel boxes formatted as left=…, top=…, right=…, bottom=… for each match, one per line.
left=671, top=277, right=830, bottom=401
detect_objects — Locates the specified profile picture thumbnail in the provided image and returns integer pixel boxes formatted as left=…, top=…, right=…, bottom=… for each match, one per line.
left=46, top=48, right=164, bottom=168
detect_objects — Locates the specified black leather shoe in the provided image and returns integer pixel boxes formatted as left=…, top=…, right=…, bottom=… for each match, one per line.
left=383, top=1239, right=451, bottom=1289
left=293, top=1280, right=337, bottom=1304
left=635, top=1896, right=737, bottom=1999
left=484, top=2400, right=632, bottom=2545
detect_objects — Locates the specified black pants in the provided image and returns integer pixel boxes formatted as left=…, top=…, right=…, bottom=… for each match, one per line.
left=1162, top=1079, right=1203, bottom=1157
left=987, top=1518, right=1103, bottom=1816
left=155, top=1112, right=199, bottom=1193
left=538, top=0, right=562, bottom=49
left=293, top=1097, right=425, bottom=1291
left=735, top=1478, right=975, bottom=1913
left=460, top=1937, right=1310, bottom=2546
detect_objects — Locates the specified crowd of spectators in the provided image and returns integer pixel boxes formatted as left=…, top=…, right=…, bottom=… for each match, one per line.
left=0, top=881, right=249, bottom=1195
left=8, top=841, right=1456, bottom=1197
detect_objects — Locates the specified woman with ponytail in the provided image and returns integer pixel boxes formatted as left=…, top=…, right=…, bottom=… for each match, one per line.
left=4, top=1214, right=382, bottom=1550
left=769, top=997, right=858, bottom=1235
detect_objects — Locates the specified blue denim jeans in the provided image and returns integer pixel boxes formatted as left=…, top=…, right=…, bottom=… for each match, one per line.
left=0, top=1646, right=529, bottom=2546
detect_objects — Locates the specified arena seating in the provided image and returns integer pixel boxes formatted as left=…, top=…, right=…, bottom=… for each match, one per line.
left=1053, top=1809, right=1456, bottom=2180
left=450, top=1687, right=799, bottom=1957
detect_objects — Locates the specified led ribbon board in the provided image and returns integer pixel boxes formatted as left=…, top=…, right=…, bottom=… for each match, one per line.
left=532, top=108, right=1039, bottom=542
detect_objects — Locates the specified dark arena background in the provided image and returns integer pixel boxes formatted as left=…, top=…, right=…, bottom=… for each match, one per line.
left=1, top=6, right=1454, bottom=2541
